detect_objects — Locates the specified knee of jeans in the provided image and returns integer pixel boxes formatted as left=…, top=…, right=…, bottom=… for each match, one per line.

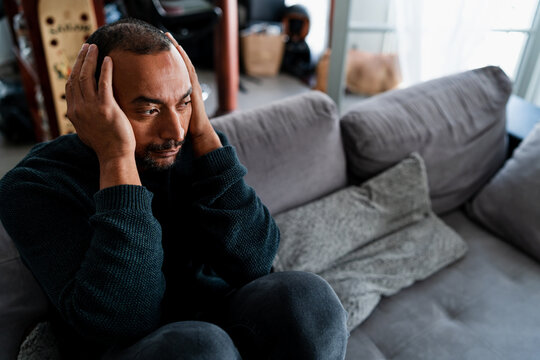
left=179, top=322, right=239, bottom=358
left=272, top=271, right=348, bottom=327
left=267, top=272, right=348, bottom=357
left=118, top=322, right=240, bottom=360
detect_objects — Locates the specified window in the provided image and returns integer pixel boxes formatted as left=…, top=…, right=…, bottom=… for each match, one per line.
left=344, top=0, right=539, bottom=83
left=468, top=0, right=539, bottom=79
left=325, top=0, right=540, bottom=108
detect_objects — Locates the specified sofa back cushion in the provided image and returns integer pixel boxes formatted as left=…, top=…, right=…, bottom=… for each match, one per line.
left=340, top=66, right=512, bottom=214
left=212, top=91, right=347, bottom=215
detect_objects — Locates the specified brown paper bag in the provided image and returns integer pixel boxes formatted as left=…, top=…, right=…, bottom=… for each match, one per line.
left=241, top=33, right=286, bottom=77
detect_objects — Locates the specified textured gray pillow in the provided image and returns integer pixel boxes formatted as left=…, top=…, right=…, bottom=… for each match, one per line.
left=274, top=154, right=467, bottom=330
left=212, top=91, right=347, bottom=215
left=341, top=66, right=511, bottom=214
left=17, top=322, right=60, bottom=360
left=469, top=123, right=540, bottom=261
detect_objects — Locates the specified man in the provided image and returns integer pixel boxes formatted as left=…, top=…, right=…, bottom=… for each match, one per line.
left=0, top=18, right=348, bottom=359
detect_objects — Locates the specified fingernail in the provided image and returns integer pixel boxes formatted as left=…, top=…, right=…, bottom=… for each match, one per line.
left=81, top=43, right=89, bottom=50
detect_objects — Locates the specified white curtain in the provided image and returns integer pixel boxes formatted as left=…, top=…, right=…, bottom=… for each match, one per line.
left=393, top=0, right=492, bottom=86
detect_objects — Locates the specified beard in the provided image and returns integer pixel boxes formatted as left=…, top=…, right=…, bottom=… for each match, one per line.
left=135, top=139, right=185, bottom=172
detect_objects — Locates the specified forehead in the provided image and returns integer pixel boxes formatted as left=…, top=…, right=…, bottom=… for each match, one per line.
left=108, top=48, right=190, bottom=102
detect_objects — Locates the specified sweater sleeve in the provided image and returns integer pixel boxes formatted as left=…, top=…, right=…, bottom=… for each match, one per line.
left=191, top=135, right=280, bottom=287
left=0, top=168, right=165, bottom=345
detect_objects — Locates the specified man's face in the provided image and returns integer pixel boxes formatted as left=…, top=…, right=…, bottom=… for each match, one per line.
left=109, top=47, right=192, bottom=171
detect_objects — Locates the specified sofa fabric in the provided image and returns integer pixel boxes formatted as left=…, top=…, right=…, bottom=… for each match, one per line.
left=468, top=123, right=540, bottom=261
left=0, top=221, right=48, bottom=360
left=346, top=211, right=540, bottom=360
left=212, top=91, right=347, bottom=215
left=274, top=154, right=467, bottom=331
left=340, top=66, right=512, bottom=214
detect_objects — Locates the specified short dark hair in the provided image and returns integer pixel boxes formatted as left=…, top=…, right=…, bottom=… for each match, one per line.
left=86, top=18, right=172, bottom=81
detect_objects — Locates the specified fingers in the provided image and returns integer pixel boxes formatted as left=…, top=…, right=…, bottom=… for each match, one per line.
left=165, top=32, right=179, bottom=47
left=66, top=43, right=89, bottom=102
left=165, top=32, right=207, bottom=124
left=165, top=32, right=198, bottom=81
left=165, top=32, right=183, bottom=52
left=98, top=56, right=115, bottom=105
left=79, top=44, right=98, bottom=99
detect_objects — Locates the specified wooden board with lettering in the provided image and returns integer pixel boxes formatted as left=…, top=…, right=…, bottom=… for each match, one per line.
left=38, top=0, right=99, bottom=135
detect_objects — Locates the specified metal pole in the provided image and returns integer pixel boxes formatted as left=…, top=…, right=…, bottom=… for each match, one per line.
left=327, top=0, right=351, bottom=113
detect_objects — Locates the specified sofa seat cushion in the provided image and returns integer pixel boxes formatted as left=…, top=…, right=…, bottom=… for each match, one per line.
left=273, top=154, right=467, bottom=331
left=346, top=210, right=540, bottom=360
left=212, top=91, right=347, bottom=215
left=340, top=66, right=511, bottom=214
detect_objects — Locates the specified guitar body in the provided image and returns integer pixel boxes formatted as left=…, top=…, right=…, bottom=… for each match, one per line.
left=38, top=0, right=99, bottom=135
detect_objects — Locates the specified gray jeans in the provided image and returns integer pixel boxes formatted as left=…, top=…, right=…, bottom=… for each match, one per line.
left=103, top=271, right=349, bottom=360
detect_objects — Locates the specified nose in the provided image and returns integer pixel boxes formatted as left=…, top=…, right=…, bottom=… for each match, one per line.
left=159, top=108, right=185, bottom=142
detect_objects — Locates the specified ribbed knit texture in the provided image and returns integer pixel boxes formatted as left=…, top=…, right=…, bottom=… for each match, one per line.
left=0, top=133, right=279, bottom=352
left=94, top=185, right=153, bottom=212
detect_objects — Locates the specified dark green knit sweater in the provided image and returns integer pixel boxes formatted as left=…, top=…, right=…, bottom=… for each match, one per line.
left=0, top=132, right=279, bottom=349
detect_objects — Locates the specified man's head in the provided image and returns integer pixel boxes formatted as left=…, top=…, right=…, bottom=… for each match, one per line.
left=86, top=18, right=192, bottom=171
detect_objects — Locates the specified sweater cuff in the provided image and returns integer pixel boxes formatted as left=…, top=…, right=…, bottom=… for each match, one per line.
left=94, top=185, right=153, bottom=212
left=193, top=145, right=245, bottom=179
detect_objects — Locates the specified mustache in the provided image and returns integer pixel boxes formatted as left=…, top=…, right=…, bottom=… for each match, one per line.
left=146, top=139, right=185, bottom=152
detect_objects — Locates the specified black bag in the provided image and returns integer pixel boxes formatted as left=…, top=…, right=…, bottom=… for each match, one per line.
left=281, top=5, right=313, bottom=79
left=0, top=79, right=35, bottom=143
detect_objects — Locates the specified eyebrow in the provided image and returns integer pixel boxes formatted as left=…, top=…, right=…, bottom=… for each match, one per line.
left=131, top=87, right=193, bottom=105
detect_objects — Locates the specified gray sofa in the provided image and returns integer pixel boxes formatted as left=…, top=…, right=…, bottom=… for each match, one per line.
left=2, top=65, right=540, bottom=359
left=213, top=65, right=540, bottom=359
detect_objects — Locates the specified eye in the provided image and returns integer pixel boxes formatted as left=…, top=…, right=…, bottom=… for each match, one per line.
left=142, top=108, right=159, bottom=115
left=177, top=99, right=192, bottom=111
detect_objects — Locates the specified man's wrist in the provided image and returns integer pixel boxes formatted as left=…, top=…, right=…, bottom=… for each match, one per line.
left=99, top=155, right=141, bottom=190
left=192, top=129, right=222, bottom=158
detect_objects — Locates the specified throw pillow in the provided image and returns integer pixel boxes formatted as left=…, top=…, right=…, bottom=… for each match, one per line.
left=274, top=153, right=467, bottom=331
left=468, top=123, right=540, bottom=261
left=274, top=153, right=431, bottom=273
left=17, top=322, right=60, bottom=360
left=340, top=66, right=511, bottom=214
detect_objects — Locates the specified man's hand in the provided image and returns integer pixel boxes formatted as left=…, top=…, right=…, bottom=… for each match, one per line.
left=66, top=43, right=141, bottom=189
left=165, top=33, right=222, bottom=158
left=66, top=43, right=135, bottom=163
